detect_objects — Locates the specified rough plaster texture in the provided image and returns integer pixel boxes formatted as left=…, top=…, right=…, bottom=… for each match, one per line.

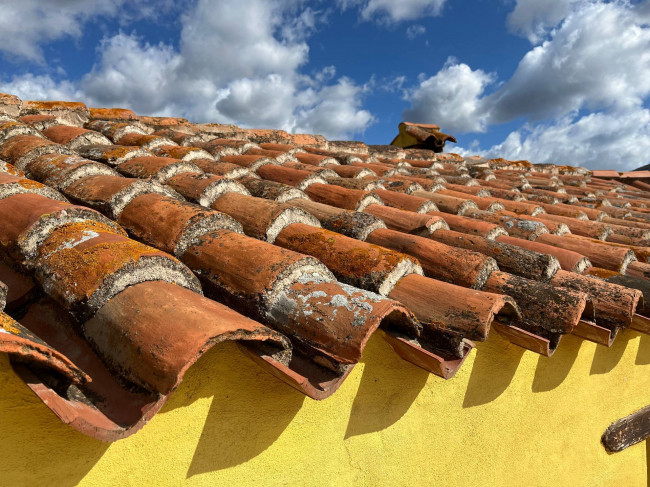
left=0, top=329, right=649, bottom=486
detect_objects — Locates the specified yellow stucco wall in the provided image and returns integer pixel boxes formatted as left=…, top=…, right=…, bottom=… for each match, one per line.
left=1, top=328, right=649, bottom=486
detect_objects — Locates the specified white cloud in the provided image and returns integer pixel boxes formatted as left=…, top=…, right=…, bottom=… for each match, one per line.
left=0, top=0, right=175, bottom=63
left=404, top=1, right=650, bottom=169
left=338, top=0, right=447, bottom=23
left=457, top=109, right=650, bottom=171
left=0, top=0, right=374, bottom=139
left=506, top=0, right=578, bottom=43
left=406, top=24, right=426, bottom=39
left=403, top=59, right=495, bottom=133
left=489, top=1, right=650, bottom=123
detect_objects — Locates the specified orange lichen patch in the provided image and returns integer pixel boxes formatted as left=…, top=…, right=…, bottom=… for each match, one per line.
left=583, top=267, right=620, bottom=279
left=17, top=114, right=57, bottom=124
left=36, top=222, right=191, bottom=312
left=245, top=128, right=292, bottom=144
left=0, top=161, right=24, bottom=177
left=138, top=116, right=190, bottom=126
left=89, top=108, right=138, bottom=120
left=151, top=145, right=212, bottom=161
left=22, top=100, right=87, bottom=112
left=288, top=133, right=325, bottom=146
left=0, top=313, right=22, bottom=334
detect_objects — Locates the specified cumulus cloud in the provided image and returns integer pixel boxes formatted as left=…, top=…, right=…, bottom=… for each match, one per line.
left=0, top=0, right=374, bottom=139
left=0, top=0, right=176, bottom=63
left=506, top=0, right=578, bottom=43
left=457, top=109, right=650, bottom=171
left=338, top=0, right=447, bottom=23
left=406, top=24, right=426, bottom=39
left=403, top=59, right=495, bottom=133
left=404, top=1, right=650, bottom=169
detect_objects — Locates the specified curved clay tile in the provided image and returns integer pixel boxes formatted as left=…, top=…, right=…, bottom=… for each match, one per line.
left=210, top=193, right=320, bottom=243
left=0, top=305, right=88, bottom=385
left=626, top=261, right=650, bottom=280
left=364, top=204, right=448, bottom=236
left=34, top=221, right=201, bottom=319
left=411, top=190, right=478, bottom=215
left=237, top=176, right=307, bottom=202
left=0, top=193, right=124, bottom=261
left=305, top=183, right=383, bottom=211
left=14, top=286, right=289, bottom=441
left=25, top=153, right=118, bottom=190
left=64, top=174, right=180, bottom=218
left=430, top=229, right=561, bottom=281
left=373, top=189, right=437, bottom=213
left=117, top=192, right=243, bottom=257
left=197, top=138, right=259, bottom=157
left=98, top=122, right=148, bottom=142
left=274, top=223, right=423, bottom=296
left=535, top=214, right=611, bottom=240
left=427, top=211, right=507, bottom=239
left=437, top=189, right=503, bottom=212
left=20, top=100, right=89, bottom=126
left=481, top=271, right=593, bottom=356
left=295, top=152, right=339, bottom=167
left=288, top=198, right=387, bottom=241
left=116, top=133, right=175, bottom=150
left=256, top=164, right=328, bottom=191
left=191, top=158, right=252, bottom=178
left=88, top=107, right=138, bottom=121
left=550, top=270, right=641, bottom=343
left=496, top=235, right=592, bottom=273
left=0, top=134, right=70, bottom=170
left=365, top=228, right=497, bottom=289
left=388, top=273, right=519, bottom=343
left=116, top=156, right=202, bottom=183
left=42, top=124, right=110, bottom=149
left=0, top=119, right=43, bottom=142
left=245, top=147, right=297, bottom=163
left=76, top=144, right=151, bottom=166
left=151, top=145, right=214, bottom=161
left=0, top=172, right=68, bottom=202
left=324, top=176, right=385, bottom=192
left=220, top=154, right=274, bottom=170
left=536, top=234, right=637, bottom=273
left=464, top=210, right=550, bottom=240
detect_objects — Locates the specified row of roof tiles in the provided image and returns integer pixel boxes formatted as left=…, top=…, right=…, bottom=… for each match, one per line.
left=1, top=94, right=649, bottom=442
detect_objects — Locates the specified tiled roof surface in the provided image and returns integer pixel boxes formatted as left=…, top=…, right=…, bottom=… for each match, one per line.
left=1, top=93, right=650, bottom=441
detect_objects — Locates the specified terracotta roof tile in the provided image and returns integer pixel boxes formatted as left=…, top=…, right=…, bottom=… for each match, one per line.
left=4, top=91, right=650, bottom=440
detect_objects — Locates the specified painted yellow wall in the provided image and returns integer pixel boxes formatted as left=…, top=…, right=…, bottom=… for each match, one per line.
left=1, top=328, right=649, bottom=487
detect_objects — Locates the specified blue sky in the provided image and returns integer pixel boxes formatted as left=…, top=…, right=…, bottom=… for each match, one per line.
left=0, top=0, right=649, bottom=170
